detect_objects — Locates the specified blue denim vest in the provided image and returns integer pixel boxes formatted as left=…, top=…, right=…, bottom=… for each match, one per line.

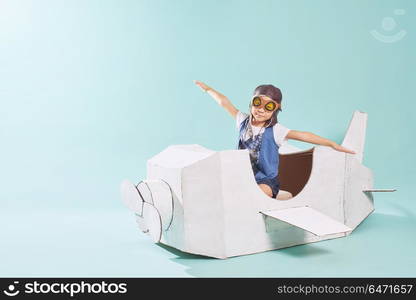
left=237, top=116, right=280, bottom=196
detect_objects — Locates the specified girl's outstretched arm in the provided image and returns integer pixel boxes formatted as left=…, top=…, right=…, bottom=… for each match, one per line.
left=286, top=130, right=356, bottom=154
left=194, top=80, right=239, bottom=119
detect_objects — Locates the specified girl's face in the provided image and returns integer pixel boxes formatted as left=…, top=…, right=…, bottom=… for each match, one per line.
left=250, top=96, right=279, bottom=122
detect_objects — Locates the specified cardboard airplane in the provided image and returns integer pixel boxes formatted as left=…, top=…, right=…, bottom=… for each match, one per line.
left=120, top=110, right=396, bottom=259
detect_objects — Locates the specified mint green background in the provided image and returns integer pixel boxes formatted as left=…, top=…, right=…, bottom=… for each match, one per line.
left=0, top=0, right=415, bottom=277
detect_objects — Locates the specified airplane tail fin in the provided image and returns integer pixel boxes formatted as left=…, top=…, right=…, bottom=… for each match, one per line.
left=341, top=110, right=368, bottom=163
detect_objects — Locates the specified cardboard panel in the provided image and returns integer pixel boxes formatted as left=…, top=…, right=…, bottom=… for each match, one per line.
left=143, top=202, right=162, bottom=243
left=181, top=153, right=226, bottom=258
left=279, top=143, right=302, bottom=154
left=147, top=164, right=183, bottom=204
left=147, top=144, right=215, bottom=168
left=341, top=110, right=367, bottom=163
left=343, top=156, right=375, bottom=229
left=292, top=146, right=346, bottom=223
left=261, top=206, right=352, bottom=236
left=120, top=180, right=143, bottom=215
left=137, top=181, right=153, bottom=205
left=135, top=214, right=148, bottom=233
left=142, top=179, right=173, bottom=231
left=363, top=189, right=396, bottom=192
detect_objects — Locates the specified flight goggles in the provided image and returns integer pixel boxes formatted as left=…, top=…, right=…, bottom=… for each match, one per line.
left=252, top=96, right=278, bottom=112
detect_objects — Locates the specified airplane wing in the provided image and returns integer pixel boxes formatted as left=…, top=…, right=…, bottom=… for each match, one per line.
left=260, top=206, right=352, bottom=236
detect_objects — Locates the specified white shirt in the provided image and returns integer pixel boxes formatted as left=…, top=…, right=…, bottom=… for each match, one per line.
left=236, top=111, right=291, bottom=147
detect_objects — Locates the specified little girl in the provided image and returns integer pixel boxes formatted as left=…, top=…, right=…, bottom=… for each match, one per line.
left=194, top=80, right=355, bottom=200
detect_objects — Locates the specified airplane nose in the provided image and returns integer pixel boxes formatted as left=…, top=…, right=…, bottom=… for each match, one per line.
left=137, top=179, right=173, bottom=231
left=122, top=179, right=173, bottom=243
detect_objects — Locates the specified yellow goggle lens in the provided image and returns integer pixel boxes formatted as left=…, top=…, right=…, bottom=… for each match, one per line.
left=265, top=102, right=276, bottom=111
left=252, top=97, right=261, bottom=106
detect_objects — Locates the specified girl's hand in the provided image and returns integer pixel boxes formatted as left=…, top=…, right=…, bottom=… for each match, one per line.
left=193, top=80, right=211, bottom=92
left=331, top=142, right=356, bottom=154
